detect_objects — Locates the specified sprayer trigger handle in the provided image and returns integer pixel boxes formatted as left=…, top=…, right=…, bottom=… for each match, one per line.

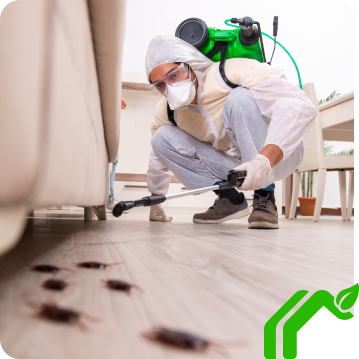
left=228, top=170, right=247, bottom=187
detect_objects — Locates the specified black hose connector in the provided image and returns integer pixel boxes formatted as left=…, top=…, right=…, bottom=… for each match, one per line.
left=233, top=16, right=260, bottom=47
left=143, top=194, right=166, bottom=206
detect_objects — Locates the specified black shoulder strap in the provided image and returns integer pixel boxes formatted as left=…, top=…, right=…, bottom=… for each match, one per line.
left=167, top=102, right=176, bottom=126
left=204, top=41, right=224, bottom=60
left=205, top=41, right=238, bottom=89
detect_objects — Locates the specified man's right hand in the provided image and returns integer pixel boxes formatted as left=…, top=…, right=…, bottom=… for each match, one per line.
left=233, top=154, right=272, bottom=191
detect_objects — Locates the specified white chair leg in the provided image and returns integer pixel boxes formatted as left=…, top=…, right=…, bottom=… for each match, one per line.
left=347, top=171, right=354, bottom=221
left=313, top=169, right=327, bottom=222
left=338, top=170, right=347, bottom=221
left=289, top=172, right=301, bottom=219
left=285, top=175, right=293, bottom=218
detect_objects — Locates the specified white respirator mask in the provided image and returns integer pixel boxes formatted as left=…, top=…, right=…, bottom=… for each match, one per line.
left=164, top=67, right=197, bottom=110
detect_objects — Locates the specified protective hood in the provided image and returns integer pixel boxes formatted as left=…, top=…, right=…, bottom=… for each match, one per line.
left=145, top=35, right=214, bottom=84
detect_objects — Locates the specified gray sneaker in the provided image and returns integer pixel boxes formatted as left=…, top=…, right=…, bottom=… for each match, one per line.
left=248, top=193, right=279, bottom=229
left=193, top=195, right=250, bottom=224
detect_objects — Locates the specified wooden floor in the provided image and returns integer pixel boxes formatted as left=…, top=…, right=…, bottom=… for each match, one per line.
left=0, top=207, right=354, bottom=359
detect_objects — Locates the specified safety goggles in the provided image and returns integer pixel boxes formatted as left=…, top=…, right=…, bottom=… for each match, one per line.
left=149, top=63, right=189, bottom=95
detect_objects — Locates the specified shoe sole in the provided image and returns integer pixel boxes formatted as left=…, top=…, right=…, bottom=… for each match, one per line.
left=248, top=221, right=279, bottom=229
left=193, top=207, right=250, bottom=224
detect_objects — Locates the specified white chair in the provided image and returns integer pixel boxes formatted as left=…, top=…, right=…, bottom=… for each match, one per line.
left=289, top=83, right=354, bottom=222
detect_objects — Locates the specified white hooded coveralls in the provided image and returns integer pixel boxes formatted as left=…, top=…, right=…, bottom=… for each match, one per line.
left=145, top=35, right=317, bottom=195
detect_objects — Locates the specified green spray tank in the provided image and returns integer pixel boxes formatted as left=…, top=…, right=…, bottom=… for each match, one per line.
left=175, top=17, right=266, bottom=63
left=175, top=16, right=303, bottom=89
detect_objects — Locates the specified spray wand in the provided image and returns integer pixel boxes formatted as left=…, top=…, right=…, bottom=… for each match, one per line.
left=112, top=170, right=246, bottom=217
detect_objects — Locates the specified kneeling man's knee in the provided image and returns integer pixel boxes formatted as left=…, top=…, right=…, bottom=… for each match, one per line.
left=225, top=86, right=255, bottom=107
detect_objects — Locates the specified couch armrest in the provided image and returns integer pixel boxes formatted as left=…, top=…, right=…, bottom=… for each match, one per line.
left=88, top=0, right=126, bottom=162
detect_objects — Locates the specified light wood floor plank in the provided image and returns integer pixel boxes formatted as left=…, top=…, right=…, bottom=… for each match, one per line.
left=0, top=208, right=354, bottom=359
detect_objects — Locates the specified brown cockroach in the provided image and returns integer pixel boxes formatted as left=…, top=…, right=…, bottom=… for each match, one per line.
left=74, top=261, right=122, bottom=269
left=101, top=279, right=144, bottom=294
left=142, top=326, right=247, bottom=357
left=28, top=264, right=74, bottom=275
left=42, top=279, right=74, bottom=291
left=27, top=300, right=98, bottom=331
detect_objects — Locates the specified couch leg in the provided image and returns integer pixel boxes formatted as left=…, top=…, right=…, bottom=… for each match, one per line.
left=84, top=207, right=93, bottom=222
left=93, top=205, right=107, bottom=220
left=0, top=205, right=28, bottom=256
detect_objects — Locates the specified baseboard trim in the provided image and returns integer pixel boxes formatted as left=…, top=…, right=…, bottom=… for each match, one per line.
left=282, top=206, right=354, bottom=216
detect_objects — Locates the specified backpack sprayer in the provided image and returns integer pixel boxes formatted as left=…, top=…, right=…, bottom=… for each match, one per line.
left=113, top=15, right=302, bottom=218
left=176, top=16, right=266, bottom=63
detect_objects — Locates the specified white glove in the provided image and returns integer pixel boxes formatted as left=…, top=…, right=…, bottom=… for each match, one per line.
left=234, top=154, right=272, bottom=191
left=149, top=204, right=173, bottom=222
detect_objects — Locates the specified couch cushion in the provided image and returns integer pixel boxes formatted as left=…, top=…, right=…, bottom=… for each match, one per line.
left=29, top=0, right=109, bottom=207
left=0, top=0, right=110, bottom=208
left=0, top=0, right=48, bottom=205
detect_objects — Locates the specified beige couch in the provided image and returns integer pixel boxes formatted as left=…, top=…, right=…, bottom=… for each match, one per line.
left=0, top=0, right=126, bottom=255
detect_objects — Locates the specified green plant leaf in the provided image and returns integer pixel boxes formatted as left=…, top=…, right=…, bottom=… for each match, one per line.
left=323, top=141, right=334, bottom=154
left=317, top=90, right=341, bottom=105
left=335, top=148, right=354, bottom=155
left=336, top=283, right=359, bottom=311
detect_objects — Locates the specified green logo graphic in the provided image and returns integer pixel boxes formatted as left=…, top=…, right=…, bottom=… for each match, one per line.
left=264, top=283, right=359, bottom=359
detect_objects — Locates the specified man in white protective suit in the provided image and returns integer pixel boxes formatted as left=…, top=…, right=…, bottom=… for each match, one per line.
left=145, top=35, right=316, bottom=229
